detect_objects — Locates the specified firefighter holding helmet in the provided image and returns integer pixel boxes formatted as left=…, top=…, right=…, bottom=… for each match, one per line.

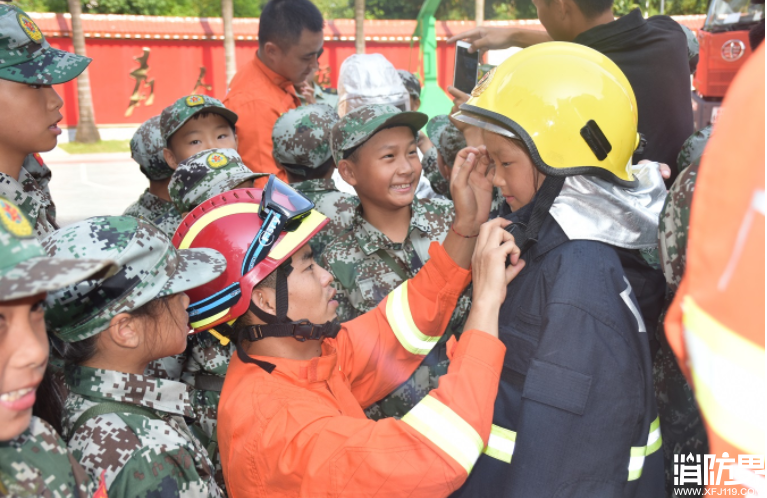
left=173, top=159, right=525, bottom=496
left=450, top=42, right=667, bottom=497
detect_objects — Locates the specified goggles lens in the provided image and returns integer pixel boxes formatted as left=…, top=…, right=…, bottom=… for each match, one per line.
left=244, top=175, right=315, bottom=274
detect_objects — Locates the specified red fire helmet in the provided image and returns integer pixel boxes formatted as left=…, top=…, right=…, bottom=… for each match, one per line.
left=172, top=186, right=328, bottom=333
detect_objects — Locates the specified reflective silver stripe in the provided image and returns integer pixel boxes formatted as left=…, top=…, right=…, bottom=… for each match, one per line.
left=385, top=281, right=440, bottom=355
left=402, top=395, right=484, bottom=473
left=483, top=424, right=516, bottom=463
left=620, top=276, right=646, bottom=333
left=628, top=416, right=662, bottom=481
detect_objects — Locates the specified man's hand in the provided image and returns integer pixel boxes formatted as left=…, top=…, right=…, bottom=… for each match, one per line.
left=463, top=218, right=526, bottom=338
left=446, top=26, right=552, bottom=53
left=296, top=82, right=316, bottom=104
left=450, top=146, right=494, bottom=236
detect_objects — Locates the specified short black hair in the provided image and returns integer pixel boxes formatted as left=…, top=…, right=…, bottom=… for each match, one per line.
left=570, top=0, right=613, bottom=18
left=259, top=0, right=324, bottom=49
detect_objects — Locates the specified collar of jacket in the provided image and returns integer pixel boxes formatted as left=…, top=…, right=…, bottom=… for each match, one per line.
left=253, top=52, right=299, bottom=96
left=353, top=198, right=432, bottom=256
left=573, top=8, right=645, bottom=47
left=292, top=178, right=338, bottom=194
left=505, top=199, right=570, bottom=264
left=65, top=365, right=195, bottom=418
left=250, top=339, right=341, bottom=383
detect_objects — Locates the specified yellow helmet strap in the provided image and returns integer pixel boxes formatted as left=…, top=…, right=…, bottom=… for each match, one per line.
left=505, top=175, right=566, bottom=255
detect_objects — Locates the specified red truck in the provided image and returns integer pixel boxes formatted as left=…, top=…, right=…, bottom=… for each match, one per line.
left=692, top=0, right=763, bottom=129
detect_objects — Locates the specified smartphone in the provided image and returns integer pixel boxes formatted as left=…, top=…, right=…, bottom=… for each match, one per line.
left=453, top=41, right=480, bottom=94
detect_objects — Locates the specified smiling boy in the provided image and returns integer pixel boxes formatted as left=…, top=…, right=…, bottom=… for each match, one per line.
left=321, top=104, right=478, bottom=420
left=152, top=94, right=238, bottom=235
left=0, top=4, right=90, bottom=238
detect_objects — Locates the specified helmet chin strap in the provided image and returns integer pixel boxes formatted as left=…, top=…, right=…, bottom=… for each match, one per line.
left=236, top=259, right=341, bottom=345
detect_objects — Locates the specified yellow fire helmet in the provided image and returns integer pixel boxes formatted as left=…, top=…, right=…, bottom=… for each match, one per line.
left=453, top=42, right=642, bottom=187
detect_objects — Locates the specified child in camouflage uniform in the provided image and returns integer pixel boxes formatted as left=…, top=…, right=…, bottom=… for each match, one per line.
left=0, top=4, right=90, bottom=238
left=124, top=115, right=180, bottom=223
left=272, top=104, right=358, bottom=257
left=0, top=197, right=114, bottom=497
left=43, top=215, right=226, bottom=497
left=167, top=147, right=265, bottom=491
left=655, top=125, right=712, bottom=495
left=153, top=94, right=239, bottom=235
left=322, top=104, right=479, bottom=420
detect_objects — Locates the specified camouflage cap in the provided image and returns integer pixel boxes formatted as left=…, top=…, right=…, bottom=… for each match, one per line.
left=272, top=104, right=338, bottom=172
left=169, top=148, right=266, bottom=214
left=43, top=216, right=227, bottom=342
left=680, top=25, right=699, bottom=69
left=160, top=94, right=238, bottom=143
left=131, top=115, right=174, bottom=181
left=438, top=122, right=466, bottom=169
left=331, top=104, right=428, bottom=164
left=426, top=115, right=451, bottom=142
left=397, top=69, right=421, bottom=100
left=0, top=4, right=91, bottom=84
left=0, top=197, right=116, bottom=302
left=677, top=124, right=712, bottom=171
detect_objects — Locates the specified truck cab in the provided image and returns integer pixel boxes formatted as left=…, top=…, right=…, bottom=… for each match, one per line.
left=691, top=0, right=763, bottom=129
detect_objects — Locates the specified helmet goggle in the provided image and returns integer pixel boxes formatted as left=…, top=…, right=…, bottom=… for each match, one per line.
left=186, top=176, right=315, bottom=325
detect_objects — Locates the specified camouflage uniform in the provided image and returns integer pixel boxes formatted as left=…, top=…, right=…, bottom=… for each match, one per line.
left=325, top=104, right=471, bottom=420
left=43, top=216, right=226, bottom=497
left=124, top=115, right=179, bottom=222
left=0, top=166, right=58, bottom=239
left=0, top=417, right=100, bottom=498
left=152, top=209, right=185, bottom=237
left=655, top=126, right=712, bottom=496
left=160, top=94, right=238, bottom=147
left=272, top=105, right=358, bottom=256
left=22, top=153, right=55, bottom=218
left=63, top=366, right=221, bottom=497
left=0, top=195, right=114, bottom=498
left=292, top=178, right=358, bottom=256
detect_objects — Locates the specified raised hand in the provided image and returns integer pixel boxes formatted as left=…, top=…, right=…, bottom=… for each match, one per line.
left=450, top=146, right=495, bottom=236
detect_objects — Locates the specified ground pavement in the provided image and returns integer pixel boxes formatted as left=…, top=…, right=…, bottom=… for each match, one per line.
left=41, top=147, right=146, bottom=227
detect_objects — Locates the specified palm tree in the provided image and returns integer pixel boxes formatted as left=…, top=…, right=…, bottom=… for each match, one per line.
left=66, top=0, right=100, bottom=143
left=222, top=0, right=236, bottom=87
left=355, top=0, right=365, bottom=54
left=475, top=0, right=485, bottom=26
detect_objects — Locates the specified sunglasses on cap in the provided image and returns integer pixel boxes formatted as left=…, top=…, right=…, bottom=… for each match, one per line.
left=186, top=175, right=315, bottom=325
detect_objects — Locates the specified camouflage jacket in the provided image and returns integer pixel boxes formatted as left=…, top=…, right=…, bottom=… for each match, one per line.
left=22, top=153, right=55, bottom=219
left=0, top=168, right=57, bottom=239
left=0, top=417, right=98, bottom=498
left=292, top=178, right=358, bottom=257
left=180, top=331, right=235, bottom=493
left=320, top=197, right=471, bottom=420
left=63, top=365, right=222, bottom=498
left=152, top=208, right=184, bottom=238
left=659, top=162, right=700, bottom=293
left=420, top=147, right=450, bottom=198
left=124, top=189, right=177, bottom=222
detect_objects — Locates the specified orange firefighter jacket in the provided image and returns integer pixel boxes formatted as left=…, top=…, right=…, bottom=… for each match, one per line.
left=665, top=44, right=765, bottom=495
left=217, top=242, right=506, bottom=497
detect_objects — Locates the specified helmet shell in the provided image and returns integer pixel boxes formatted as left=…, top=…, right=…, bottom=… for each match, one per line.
left=455, top=42, right=641, bottom=186
left=172, top=188, right=328, bottom=332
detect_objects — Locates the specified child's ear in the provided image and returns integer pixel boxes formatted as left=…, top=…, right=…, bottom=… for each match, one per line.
left=336, top=159, right=357, bottom=186
left=104, top=313, right=141, bottom=350
left=251, top=288, right=277, bottom=317
left=164, top=148, right=179, bottom=170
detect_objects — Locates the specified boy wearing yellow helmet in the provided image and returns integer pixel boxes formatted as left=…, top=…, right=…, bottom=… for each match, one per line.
left=450, top=42, right=667, bottom=497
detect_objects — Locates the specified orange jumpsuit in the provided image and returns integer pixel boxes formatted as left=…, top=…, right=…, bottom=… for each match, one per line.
left=218, top=242, right=506, bottom=497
